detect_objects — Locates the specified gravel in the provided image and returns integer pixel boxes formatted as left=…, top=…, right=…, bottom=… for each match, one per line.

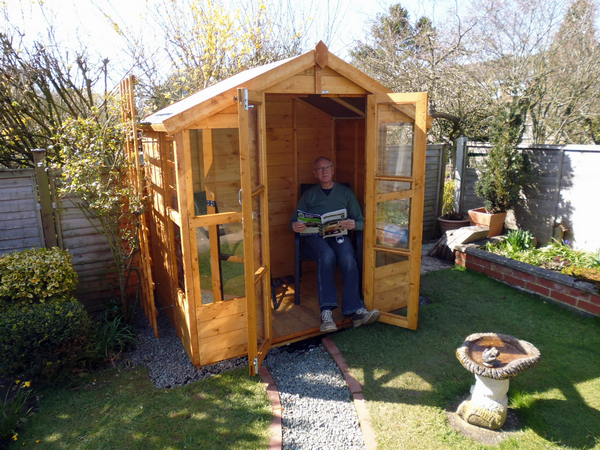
left=123, top=309, right=366, bottom=449
left=264, top=338, right=365, bottom=450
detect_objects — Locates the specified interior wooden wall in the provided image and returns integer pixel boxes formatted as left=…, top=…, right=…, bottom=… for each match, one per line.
left=265, top=96, right=366, bottom=279
left=335, top=119, right=366, bottom=205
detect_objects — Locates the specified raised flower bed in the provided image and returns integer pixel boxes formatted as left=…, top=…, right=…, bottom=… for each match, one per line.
left=454, top=244, right=600, bottom=317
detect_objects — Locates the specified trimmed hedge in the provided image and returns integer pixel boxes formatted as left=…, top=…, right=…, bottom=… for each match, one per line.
left=0, top=247, right=78, bottom=306
left=0, top=298, right=94, bottom=380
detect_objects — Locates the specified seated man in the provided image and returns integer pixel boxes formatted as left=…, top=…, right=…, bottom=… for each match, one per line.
left=290, top=156, right=380, bottom=332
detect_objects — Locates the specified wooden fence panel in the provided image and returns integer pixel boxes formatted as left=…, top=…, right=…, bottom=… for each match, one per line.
left=55, top=193, right=118, bottom=313
left=0, top=167, right=121, bottom=313
left=0, top=170, right=44, bottom=255
left=422, top=144, right=448, bottom=241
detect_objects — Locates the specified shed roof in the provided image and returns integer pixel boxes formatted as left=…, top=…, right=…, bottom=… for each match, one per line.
left=143, top=56, right=294, bottom=126
left=142, top=42, right=431, bottom=134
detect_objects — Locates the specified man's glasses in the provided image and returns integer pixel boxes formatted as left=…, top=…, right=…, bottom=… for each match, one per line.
left=315, top=164, right=332, bottom=173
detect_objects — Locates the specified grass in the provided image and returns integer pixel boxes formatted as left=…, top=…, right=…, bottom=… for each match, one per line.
left=11, top=366, right=271, bottom=449
left=333, top=267, right=600, bottom=450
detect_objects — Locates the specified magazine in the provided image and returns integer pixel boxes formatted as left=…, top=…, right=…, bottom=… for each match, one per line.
left=297, top=208, right=348, bottom=238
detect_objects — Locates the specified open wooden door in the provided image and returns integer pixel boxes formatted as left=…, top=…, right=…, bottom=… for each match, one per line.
left=238, top=88, right=273, bottom=375
left=363, top=92, right=428, bottom=330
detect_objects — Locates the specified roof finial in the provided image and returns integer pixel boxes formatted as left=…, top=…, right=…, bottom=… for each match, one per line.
left=315, top=41, right=328, bottom=69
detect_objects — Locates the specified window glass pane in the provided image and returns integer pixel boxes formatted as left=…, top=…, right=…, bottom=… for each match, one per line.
left=191, top=128, right=241, bottom=216
left=376, top=199, right=411, bottom=249
left=174, top=224, right=185, bottom=291
left=378, top=122, right=414, bottom=177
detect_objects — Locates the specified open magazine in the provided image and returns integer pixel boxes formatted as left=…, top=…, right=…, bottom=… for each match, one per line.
left=297, top=208, right=348, bottom=238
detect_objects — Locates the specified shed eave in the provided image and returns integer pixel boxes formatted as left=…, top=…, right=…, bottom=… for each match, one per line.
left=161, top=50, right=319, bottom=134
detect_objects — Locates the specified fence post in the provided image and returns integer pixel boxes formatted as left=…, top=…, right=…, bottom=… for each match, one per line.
left=454, top=136, right=468, bottom=215
left=32, top=149, right=58, bottom=248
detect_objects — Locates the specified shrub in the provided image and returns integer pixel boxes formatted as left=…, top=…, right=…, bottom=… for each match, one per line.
left=0, top=298, right=94, bottom=380
left=475, top=99, right=531, bottom=213
left=442, top=179, right=455, bottom=216
left=0, top=247, right=78, bottom=306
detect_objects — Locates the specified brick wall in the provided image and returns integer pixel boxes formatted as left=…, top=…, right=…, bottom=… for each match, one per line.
left=455, top=246, right=600, bottom=317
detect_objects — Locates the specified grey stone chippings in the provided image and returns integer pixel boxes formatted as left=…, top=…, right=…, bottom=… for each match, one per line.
left=124, top=310, right=366, bottom=449
left=264, top=340, right=366, bottom=450
left=121, top=309, right=247, bottom=389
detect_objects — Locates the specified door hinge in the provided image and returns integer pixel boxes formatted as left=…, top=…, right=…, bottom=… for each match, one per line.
left=253, top=356, right=259, bottom=373
left=244, top=89, right=254, bottom=111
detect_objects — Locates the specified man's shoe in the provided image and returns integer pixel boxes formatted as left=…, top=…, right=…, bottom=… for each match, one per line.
left=352, top=308, right=380, bottom=327
left=320, top=309, right=338, bottom=333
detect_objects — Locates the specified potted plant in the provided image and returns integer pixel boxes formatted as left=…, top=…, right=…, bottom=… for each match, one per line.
left=437, top=179, right=470, bottom=234
left=470, top=100, right=531, bottom=237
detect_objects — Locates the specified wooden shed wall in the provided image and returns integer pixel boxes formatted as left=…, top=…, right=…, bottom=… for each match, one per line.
left=143, top=131, right=176, bottom=323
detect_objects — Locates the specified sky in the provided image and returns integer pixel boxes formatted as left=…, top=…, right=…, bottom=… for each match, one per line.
left=2, top=0, right=462, bottom=85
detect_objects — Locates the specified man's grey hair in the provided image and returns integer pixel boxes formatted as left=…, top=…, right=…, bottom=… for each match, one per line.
left=313, top=156, right=333, bottom=170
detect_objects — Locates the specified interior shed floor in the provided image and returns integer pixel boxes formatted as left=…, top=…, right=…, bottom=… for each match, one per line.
left=271, top=267, right=352, bottom=345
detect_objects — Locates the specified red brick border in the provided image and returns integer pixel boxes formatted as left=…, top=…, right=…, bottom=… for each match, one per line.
left=258, top=366, right=283, bottom=450
left=455, top=246, right=599, bottom=317
left=322, top=336, right=378, bottom=450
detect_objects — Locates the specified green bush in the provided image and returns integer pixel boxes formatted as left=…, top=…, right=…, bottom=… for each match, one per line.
left=0, top=247, right=78, bottom=306
left=0, top=298, right=94, bottom=380
left=441, top=178, right=456, bottom=216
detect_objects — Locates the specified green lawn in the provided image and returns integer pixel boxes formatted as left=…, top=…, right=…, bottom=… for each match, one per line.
left=12, top=267, right=600, bottom=449
left=333, top=267, right=600, bottom=450
left=12, top=367, right=270, bottom=449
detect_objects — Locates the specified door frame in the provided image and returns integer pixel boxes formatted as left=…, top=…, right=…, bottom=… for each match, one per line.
left=238, top=87, right=273, bottom=375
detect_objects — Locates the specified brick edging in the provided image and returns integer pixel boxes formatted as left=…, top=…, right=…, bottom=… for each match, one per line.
left=258, top=366, right=283, bottom=450
left=322, top=336, right=378, bottom=450
left=455, top=245, right=600, bottom=316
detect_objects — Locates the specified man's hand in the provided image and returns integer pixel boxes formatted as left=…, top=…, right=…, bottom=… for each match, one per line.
left=340, top=219, right=356, bottom=230
left=292, top=221, right=307, bottom=233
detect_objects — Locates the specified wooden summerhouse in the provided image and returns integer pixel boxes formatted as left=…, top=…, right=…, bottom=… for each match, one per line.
left=140, top=42, right=432, bottom=375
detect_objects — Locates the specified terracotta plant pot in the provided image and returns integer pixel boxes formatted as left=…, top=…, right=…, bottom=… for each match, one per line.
left=438, top=217, right=471, bottom=235
left=468, top=207, right=507, bottom=237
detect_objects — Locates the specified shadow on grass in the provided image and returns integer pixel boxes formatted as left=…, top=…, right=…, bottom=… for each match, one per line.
left=12, top=367, right=271, bottom=450
left=332, top=268, right=600, bottom=449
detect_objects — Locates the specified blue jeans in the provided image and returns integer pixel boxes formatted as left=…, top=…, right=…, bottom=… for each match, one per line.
left=302, top=235, right=364, bottom=315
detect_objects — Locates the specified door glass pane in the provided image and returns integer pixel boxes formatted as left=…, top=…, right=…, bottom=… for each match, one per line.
left=252, top=195, right=263, bottom=269
left=196, top=222, right=245, bottom=304
left=249, top=107, right=260, bottom=188
left=378, top=122, right=414, bottom=177
left=191, top=128, right=242, bottom=215
left=377, top=180, right=411, bottom=193
left=376, top=198, right=411, bottom=249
